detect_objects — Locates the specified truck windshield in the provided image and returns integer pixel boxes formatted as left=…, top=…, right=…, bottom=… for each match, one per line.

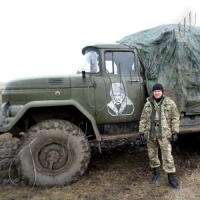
left=77, top=50, right=100, bottom=73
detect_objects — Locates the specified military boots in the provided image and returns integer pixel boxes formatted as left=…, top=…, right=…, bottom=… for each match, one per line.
left=168, top=173, right=180, bottom=189
left=149, top=167, right=159, bottom=184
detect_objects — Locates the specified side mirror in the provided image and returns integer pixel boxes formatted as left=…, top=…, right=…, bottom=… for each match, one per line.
left=82, top=71, right=86, bottom=82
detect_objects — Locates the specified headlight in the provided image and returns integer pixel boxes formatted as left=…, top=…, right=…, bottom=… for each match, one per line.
left=7, top=105, right=23, bottom=117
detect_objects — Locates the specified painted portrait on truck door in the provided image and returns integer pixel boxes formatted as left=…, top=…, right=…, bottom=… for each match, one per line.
left=107, top=82, right=134, bottom=116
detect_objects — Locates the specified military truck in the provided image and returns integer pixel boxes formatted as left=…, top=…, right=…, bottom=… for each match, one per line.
left=1, top=24, right=200, bottom=186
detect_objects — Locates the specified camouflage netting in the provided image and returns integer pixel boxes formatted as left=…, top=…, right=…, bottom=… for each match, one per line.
left=118, top=24, right=200, bottom=113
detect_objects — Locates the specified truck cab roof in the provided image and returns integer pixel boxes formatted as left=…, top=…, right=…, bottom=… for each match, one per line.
left=82, top=43, right=131, bottom=54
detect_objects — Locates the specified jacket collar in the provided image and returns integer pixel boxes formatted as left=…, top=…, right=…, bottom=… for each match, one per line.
left=147, top=95, right=170, bottom=104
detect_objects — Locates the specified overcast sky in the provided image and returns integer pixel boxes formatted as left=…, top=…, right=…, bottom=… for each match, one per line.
left=0, top=0, right=200, bottom=83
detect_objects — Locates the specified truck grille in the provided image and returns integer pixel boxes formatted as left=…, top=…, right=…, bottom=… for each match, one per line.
left=48, top=78, right=64, bottom=85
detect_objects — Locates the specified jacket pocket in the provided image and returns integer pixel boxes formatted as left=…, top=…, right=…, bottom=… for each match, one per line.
left=163, top=126, right=172, bottom=139
left=164, top=105, right=172, bottom=120
left=146, top=106, right=152, bottom=118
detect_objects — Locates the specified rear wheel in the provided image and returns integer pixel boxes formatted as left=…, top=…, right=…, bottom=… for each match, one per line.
left=19, top=119, right=91, bottom=186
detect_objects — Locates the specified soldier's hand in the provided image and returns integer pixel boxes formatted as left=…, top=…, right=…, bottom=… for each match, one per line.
left=139, top=133, right=144, bottom=144
left=171, top=133, right=178, bottom=143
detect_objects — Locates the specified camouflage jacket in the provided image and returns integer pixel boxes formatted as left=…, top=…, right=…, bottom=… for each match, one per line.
left=139, top=95, right=180, bottom=140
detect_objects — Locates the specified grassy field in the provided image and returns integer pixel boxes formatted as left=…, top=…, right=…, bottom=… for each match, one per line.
left=0, top=83, right=4, bottom=103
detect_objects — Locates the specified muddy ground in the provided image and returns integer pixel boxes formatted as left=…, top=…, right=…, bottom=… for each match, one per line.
left=1, top=133, right=200, bottom=200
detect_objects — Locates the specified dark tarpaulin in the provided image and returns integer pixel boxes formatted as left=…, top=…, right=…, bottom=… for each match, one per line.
left=117, top=24, right=200, bottom=113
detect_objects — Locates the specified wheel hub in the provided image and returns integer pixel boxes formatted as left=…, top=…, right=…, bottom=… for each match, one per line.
left=46, top=150, right=60, bottom=170
left=36, top=142, right=69, bottom=171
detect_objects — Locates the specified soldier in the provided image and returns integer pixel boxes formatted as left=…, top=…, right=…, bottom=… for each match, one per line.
left=139, top=83, right=180, bottom=189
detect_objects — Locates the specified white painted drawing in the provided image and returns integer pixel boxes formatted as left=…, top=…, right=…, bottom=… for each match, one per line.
left=107, top=83, right=134, bottom=116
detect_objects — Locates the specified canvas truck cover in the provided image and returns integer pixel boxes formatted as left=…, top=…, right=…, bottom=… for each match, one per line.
left=118, top=24, right=200, bottom=114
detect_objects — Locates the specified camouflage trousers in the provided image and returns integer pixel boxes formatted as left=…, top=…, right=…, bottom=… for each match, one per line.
left=147, top=128, right=176, bottom=173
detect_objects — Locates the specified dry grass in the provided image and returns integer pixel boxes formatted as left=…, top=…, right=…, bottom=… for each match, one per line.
left=1, top=135, right=200, bottom=200
left=0, top=83, right=4, bottom=103
left=0, top=83, right=4, bottom=90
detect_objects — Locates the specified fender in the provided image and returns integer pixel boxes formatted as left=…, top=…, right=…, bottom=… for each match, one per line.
left=0, top=100, right=101, bottom=141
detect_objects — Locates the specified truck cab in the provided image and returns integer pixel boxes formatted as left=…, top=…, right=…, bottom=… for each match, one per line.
left=0, top=44, right=148, bottom=141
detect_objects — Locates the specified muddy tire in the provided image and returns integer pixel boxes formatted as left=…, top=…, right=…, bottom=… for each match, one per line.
left=19, top=119, right=91, bottom=186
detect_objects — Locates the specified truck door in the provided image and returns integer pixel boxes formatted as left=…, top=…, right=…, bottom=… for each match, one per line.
left=94, top=50, right=142, bottom=124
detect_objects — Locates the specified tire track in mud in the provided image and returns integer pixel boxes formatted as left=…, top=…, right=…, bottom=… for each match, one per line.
left=0, top=133, right=21, bottom=184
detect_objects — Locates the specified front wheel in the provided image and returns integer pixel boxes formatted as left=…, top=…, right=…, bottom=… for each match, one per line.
left=19, top=120, right=91, bottom=186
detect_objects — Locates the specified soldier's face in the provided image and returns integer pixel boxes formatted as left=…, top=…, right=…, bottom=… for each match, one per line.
left=153, top=90, right=162, bottom=99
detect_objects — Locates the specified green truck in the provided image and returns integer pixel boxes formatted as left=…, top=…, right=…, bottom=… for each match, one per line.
left=1, top=24, right=200, bottom=186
